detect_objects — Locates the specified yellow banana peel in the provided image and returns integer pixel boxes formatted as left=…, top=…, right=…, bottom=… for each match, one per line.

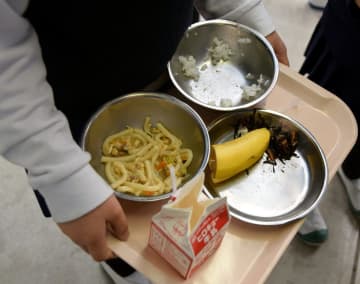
left=209, top=128, right=270, bottom=183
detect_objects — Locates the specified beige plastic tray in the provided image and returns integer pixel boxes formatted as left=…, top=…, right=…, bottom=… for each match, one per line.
left=107, top=65, right=357, bottom=284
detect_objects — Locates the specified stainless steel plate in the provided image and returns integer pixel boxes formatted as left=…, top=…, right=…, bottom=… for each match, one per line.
left=204, top=109, right=329, bottom=225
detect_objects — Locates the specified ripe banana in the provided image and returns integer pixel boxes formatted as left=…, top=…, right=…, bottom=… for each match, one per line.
left=209, top=128, right=270, bottom=183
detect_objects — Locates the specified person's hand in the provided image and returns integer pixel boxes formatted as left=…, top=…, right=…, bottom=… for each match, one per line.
left=57, top=194, right=129, bottom=261
left=265, top=31, right=290, bottom=66
left=355, top=0, right=360, bottom=8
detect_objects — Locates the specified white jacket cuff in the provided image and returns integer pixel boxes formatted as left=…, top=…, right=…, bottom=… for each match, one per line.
left=223, top=2, right=275, bottom=36
left=38, top=164, right=114, bottom=223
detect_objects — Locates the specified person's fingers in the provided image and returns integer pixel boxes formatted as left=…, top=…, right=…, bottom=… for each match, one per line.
left=277, top=52, right=290, bottom=66
left=107, top=218, right=129, bottom=241
left=80, top=245, right=89, bottom=254
left=273, top=43, right=289, bottom=66
left=86, top=235, right=116, bottom=262
left=57, top=194, right=129, bottom=261
left=106, top=198, right=129, bottom=241
left=266, top=31, right=290, bottom=66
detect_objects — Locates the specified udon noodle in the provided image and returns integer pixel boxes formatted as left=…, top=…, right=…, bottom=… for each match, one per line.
left=101, top=117, right=193, bottom=196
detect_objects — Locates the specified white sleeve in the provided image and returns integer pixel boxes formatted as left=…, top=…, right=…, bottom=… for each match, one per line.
left=195, top=0, right=275, bottom=36
left=0, top=0, right=113, bottom=223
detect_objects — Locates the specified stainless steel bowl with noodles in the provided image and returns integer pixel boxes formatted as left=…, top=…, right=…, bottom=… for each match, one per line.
left=81, top=92, right=210, bottom=202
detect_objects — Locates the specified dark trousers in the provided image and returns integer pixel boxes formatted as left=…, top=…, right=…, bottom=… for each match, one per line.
left=299, top=0, right=360, bottom=179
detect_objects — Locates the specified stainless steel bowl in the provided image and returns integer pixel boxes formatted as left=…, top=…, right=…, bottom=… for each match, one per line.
left=81, top=92, right=210, bottom=202
left=168, top=19, right=279, bottom=111
left=203, top=109, right=328, bottom=225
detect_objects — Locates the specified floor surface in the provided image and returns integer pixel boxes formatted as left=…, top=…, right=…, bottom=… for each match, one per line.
left=1, top=1, right=359, bottom=284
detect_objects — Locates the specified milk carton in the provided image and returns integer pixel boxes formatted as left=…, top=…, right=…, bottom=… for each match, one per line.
left=148, top=172, right=230, bottom=279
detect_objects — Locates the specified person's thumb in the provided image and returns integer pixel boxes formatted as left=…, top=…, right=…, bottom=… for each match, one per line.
left=278, top=53, right=290, bottom=66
